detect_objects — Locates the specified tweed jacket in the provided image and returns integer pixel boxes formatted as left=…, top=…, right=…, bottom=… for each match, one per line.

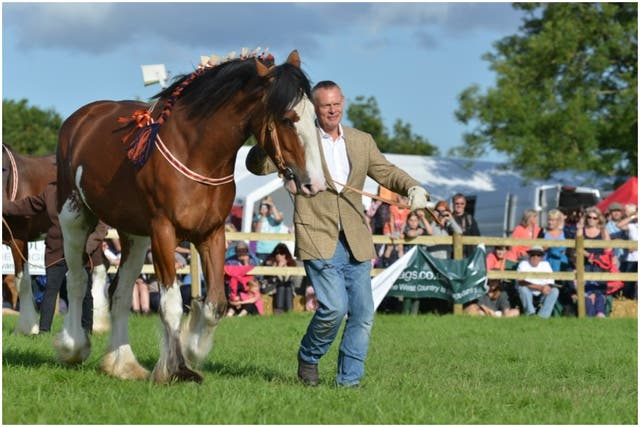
left=246, top=126, right=421, bottom=262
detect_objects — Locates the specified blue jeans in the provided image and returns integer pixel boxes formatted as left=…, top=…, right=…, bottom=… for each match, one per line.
left=298, top=233, right=373, bottom=386
left=517, top=284, right=559, bottom=318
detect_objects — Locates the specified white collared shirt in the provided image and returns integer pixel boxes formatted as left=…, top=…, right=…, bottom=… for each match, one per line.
left=318, top=123, right=350, bottom=193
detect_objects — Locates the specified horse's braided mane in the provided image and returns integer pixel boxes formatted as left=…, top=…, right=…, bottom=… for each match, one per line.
left=120, top=52, right=310, bottom=167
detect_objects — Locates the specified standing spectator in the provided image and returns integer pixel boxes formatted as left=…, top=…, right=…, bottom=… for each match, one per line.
left=540, top=209, right=569, bottom=272
left=451, top=193, right=480, bottom=258
left=246, top=79, right=432, bottom=387
left=403, top=210, right=432, bottom=240
left=262, top=243, right=301, bottom=314
left=510, top=209, right=541, bottom=261
left=576, top=207, right=610, bottom=317
left=516, top=246, right=559, bottom=318
left=428, top=201, right=463, bottom=260
left=618, top=204, right=638, bottom=299
left=381, top=194, right=411, bottom=265
left=2, top=182, right=94, bottom=334
left=366, top=186, right=393, bottom=266
left=253, top=196, right=288, bottom=263
left=605, top=202, right=627, bottom=267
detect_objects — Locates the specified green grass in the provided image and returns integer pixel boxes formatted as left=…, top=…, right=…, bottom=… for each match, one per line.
left=2, top=313, right=637, bottom=424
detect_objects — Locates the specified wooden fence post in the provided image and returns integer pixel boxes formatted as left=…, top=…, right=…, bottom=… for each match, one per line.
left=190, top=243, right=201, bottom=298
left=452, top=233, right=464, bottom=315
left=575, top=235, right=585, bottom=318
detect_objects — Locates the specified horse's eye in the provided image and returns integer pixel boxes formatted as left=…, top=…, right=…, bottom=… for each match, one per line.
left=282, top=118, right=295, bottom=128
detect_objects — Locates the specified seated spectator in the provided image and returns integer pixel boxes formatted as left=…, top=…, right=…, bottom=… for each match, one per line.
left=540, top=209, right=570, bottom=272
left=486, top=245, right=517, bottom=271
left=477, top=279, right=520, bottom=317
left=510, top=209, right=541, bottom=261
left=516, top=246, right=559, bottom=318
left=226, top=278, right=263, bottom=317
left=224, top=241, right=259, bottom=304
left=132, top=276, right=150, bottom=315
left=261, top=243, right=301, bottom=314
left=304, top=280, right=318, bottom=312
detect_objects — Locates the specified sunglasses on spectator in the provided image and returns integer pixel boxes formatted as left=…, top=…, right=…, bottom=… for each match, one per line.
left=587, top=216, right=599, bottom=220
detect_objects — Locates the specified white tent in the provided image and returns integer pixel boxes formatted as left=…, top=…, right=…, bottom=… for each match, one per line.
left=232, top=147, right=608, bottom=236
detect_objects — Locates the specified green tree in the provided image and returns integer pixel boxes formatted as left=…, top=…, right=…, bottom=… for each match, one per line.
left=2, top=98, right=62, bottom=155
left=347, top=96, right=438, bottom=156
left=454, top=3, right=637, bottom=179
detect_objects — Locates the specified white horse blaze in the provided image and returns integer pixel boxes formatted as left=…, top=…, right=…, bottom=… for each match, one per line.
left=293, top=95, right=325, bottom=194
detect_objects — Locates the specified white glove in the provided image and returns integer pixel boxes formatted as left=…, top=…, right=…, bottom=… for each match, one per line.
left=408, top=186, right=431, bottom=211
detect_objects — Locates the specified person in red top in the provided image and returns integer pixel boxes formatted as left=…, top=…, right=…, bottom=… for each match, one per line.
left=486, top=245, right=517, bottom=271
left=382, top=194, right=411, bottom=264
left=510, top=209, right=541, bottom=260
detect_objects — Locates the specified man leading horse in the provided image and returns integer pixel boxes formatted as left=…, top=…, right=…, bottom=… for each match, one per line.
left=247, top=80, right=432, bottom=387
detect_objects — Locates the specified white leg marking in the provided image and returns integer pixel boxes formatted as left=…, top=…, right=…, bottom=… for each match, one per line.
left=15, top=265, right=39, bottom=335
left=102, top=234, right=150, bottom=380
left=91, top=264, right=110, bottom=333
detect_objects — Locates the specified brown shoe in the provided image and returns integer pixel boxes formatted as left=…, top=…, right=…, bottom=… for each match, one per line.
left=297, top=355, right=319, bottom=386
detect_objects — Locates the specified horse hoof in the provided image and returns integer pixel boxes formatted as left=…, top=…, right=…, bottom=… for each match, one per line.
left=54, top=330, right=91, bottom=364
left=171, top=365, right=203, bottom=384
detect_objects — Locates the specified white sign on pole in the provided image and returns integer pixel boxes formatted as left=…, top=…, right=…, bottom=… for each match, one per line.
left=2, top=241, right=47, bottom=275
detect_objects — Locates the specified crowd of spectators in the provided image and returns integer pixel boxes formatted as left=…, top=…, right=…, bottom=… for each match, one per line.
left=3, top=185, right=636, bottom=319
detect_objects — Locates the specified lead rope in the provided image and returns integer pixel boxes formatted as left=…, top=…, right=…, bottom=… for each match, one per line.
left=1, top=217, right=65, bottom=269
left=2, top=144, right=19, bottom=201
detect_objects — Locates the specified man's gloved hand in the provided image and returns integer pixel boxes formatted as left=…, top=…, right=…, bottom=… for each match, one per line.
left=408, top=186, right=432, bottom=211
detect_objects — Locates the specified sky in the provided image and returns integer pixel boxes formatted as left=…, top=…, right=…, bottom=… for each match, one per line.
left=1, top=1, right=524, bottom=162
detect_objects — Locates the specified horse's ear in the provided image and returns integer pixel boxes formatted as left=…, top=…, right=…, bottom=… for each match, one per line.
left=286, top=50, right=301, bottom=68
left=255, top=58, right=270, bottom=77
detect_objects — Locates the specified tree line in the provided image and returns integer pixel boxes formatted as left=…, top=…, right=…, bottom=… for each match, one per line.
left=3, top=3, right=636, bottom=182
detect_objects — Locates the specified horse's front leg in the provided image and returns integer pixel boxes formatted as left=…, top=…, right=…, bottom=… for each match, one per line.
left=151, top=219, right=202, bottom=384
left=181, top=228, right=227, bottom=368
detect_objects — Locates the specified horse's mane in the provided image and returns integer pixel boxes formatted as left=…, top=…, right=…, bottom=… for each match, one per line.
left=152, top=56, right=311, bottom=121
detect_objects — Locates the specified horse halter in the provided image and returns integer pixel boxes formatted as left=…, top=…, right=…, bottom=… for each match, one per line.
left=260, top=120, right=303, bottom=193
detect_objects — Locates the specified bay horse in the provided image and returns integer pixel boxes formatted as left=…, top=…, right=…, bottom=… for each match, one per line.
left=2, top=144, right=55, bottom=334
left=2, top=145, right=112, bottom=334
left=56, top=50, right=325, bottom=383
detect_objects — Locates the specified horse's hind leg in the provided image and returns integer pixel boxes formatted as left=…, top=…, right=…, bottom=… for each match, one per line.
left=54, top=199, right=92, bottom=364
left=101, top=232, right=150, bottom=380
left=14, top=262, right=39, bottom=335
left=91, top=264, right=110, bottom=333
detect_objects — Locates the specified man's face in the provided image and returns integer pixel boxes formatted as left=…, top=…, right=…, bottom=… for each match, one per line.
left=529, top=253, right=543, bottom=266
left=313, top=87, right=344, bottom=133
left=453, top=198, right=466, bottom=215
left=610, top=209, right=623, bottom=220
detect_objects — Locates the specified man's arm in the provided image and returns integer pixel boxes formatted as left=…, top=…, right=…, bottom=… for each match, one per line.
left=2, top=191, right=47, bottom=217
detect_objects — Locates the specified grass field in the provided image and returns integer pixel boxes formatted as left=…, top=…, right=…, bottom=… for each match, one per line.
left=2, top=312, right=637, bottom=424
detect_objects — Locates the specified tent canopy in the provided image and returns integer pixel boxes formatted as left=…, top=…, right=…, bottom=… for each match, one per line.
left=596, top=177, right=638, bottom=213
